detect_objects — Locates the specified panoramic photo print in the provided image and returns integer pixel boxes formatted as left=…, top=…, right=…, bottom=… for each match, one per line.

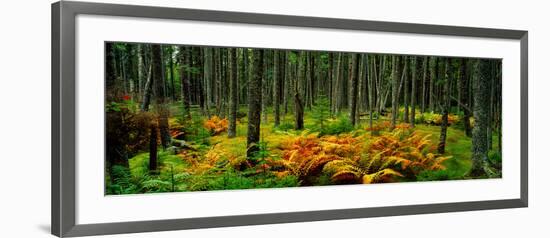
left=104, top=42, right=502, bottom=195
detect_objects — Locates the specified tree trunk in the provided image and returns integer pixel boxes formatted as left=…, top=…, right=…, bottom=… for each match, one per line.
left=438, top=58, right=451, bottom=154
left=487, top=61, right=496, bottom=150
left=429, top=57, right=437, bottom=112
left=369, top=55, right=378, bottom=135
left=151, top=45, right=171, bottom=149
left=179, top=46, right=192, bottom=119
left=421, top=56, right=428, bottom=113
left=247, top=49, right=264, bottom=160
left=140, top=46, right=153, bottom=112
left=410, top=56, right=417, bottom=127
left=332, top=53, right=342, bottom=115
left=460, top=58, right=472, bottom=137
left=349, top=54, right=360, bottom=126
left=227, top=48, right=238, bottom=138
left=403, top=57, right=410, bottom=123
left=295, top=51, right=306, bottom=130
left=273, top=50, right=281, bottom=127
left=471, top=59, right=492, bottom=176
left=391, top=55, right=400, bottom=129
left=168, top=47, right=176, bottom=101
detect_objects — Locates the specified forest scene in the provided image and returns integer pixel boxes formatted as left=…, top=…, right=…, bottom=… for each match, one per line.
left=105, top=42, right=502, bottom=195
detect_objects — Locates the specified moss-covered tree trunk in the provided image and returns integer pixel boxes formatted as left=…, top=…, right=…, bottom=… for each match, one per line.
left=247, top=49, right=264, bottom=159
left=228, top=48, right=238, bottom=138
left=471, top=59, right=492, bottom=176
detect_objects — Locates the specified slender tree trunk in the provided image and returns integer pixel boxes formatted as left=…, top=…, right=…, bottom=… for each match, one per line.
left=349, top=54, right=360, bottom=126
left=460, top=58, right=472, bottom=137
left=140, top=63, right=153, bottom=112
left=429, top=57, right=437, bottom=112
left=438, top=58, right=451, bottom=154
left=283, top=51, right=290, bottom=116
left=411, top=57, right=417, bottom=127
left=391, top=56, right=400, bottom=129
left=169, top=47, right=176, bottom=101
left=294, top=51, right=306, bottom=130
left=308, top=52, right=315, bottom=107
left=203, top=48, right=213, bottom=117
left=471, top=59, right=492, bottom=176
left=178, top=46, right=192, bottom=119
left=247, top=49, right=264, bottom=160
left=228, top=48, right=238, bottom=138
left=137, top=44, right=144, bottom=97
left=421, top=56, right=428, bottom=113
left=369, top=55, right=377, bottom=135
left=332, top=53, right=342, bottom=115
left=151, top=45, right=171, bottom=149
left=273, top=50, right=281, bottom=127
left=403, top=56, right=410, bottom=123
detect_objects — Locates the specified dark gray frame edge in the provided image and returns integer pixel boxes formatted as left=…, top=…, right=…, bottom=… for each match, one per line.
left=51, top=1, right=528, bottom=237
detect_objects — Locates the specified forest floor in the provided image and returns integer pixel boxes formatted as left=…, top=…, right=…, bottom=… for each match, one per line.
left=109, top=104, right=501, bottom=194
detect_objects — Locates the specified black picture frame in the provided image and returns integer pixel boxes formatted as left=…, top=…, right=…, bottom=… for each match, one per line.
left=52, top=1, right=528, bottom=237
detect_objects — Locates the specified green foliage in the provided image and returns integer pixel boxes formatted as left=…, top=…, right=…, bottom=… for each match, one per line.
left=177, top=115, right=211, bottom=145
left=311, top=97, right=330, bottom=132
left=318, top=116, right=354, bottom=136
left=106, top=165, right=139, bottom=194
left=195, top=170, right=299, bottom=191
left=417, top=169, right=464, bottom=181
left=275, top=122, right=294, bottom=131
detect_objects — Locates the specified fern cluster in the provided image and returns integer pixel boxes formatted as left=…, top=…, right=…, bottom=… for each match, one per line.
left=415, top=112, right=460, bottom=125
left=276, top=126, right=451, bottom=186
left=204, top=116, right=229, bottom=135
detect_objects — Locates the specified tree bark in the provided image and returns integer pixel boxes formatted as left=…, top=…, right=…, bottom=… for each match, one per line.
left=391, top=55, right=400, bottom=129
left=410, top=56, right=417, bottom=127
left=179, top=46, right=192, bottom=119
left=349, top=54, right=360, bottom=126
left=227, top=48, right=238, bottom=138
left=247, top=49, right=264, bottom=159
left=421, top=56, right=428, bottom=113
left=403, top=57, right=410, bottom=123
left=295, top=51, right=306, bottom=130
left=437, top=58, right=451, bottom=154
left=368, top=55, right=376, bottom=134
left=273, top=50, right=281, bottom=127
left=471, top=59, right=492, bottom=176
left=429, top=57, right=437, bottom=112
left=151, top=45, right=171, bottom=149
left=460, top=58, right=472, bottom=137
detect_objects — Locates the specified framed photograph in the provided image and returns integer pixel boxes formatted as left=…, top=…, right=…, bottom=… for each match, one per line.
left=52, top=1, right=528, bottom=237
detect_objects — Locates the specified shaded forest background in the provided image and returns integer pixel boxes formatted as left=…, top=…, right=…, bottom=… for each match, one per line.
left=105, top=42, right=502, bottom=194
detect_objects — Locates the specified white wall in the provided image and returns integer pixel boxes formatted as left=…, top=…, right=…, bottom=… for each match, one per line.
left=0, top=0, right=545, bottom=237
